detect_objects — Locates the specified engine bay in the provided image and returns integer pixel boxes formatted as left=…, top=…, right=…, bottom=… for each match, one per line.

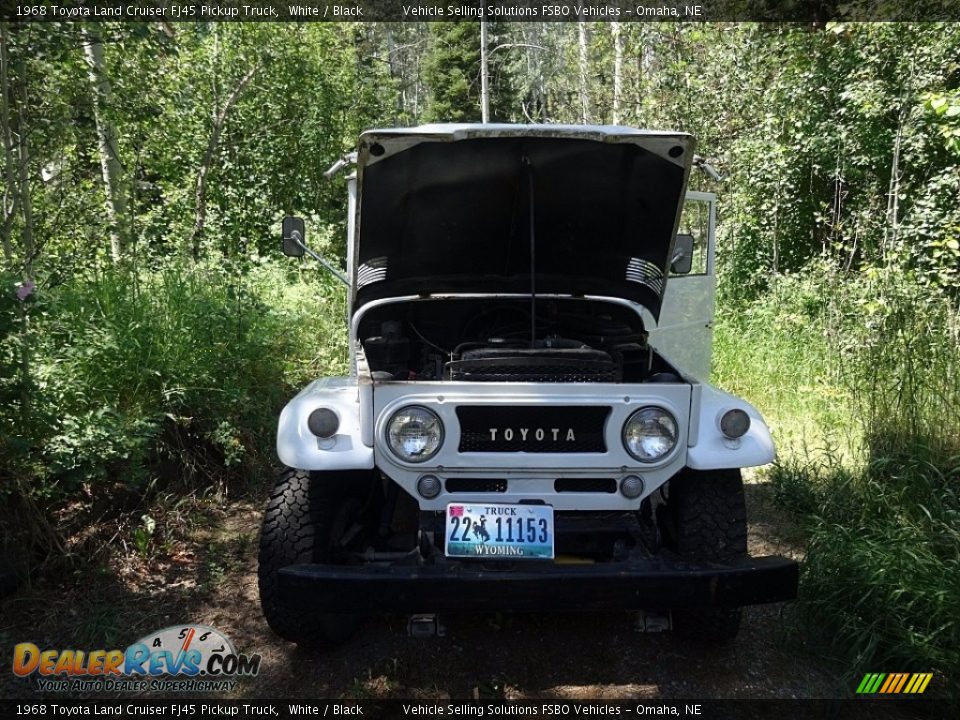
left=357, top=298, right=684, bottom=383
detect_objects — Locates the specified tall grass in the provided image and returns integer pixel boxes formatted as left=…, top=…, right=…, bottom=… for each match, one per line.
left=714, top=263, right=960, bottom=686
left=0, top=258, right=347, bottom=564
left=713, top=269, right=854, bottom=460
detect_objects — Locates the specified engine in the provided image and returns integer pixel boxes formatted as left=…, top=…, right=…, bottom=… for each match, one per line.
left=358, top=298, right=681, bottom=384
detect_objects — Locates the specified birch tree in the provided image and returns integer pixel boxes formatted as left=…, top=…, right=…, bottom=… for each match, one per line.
left=188, top=63, right=260, bottom=260
left=577, top=21, right=589, bottom=123
left=0, top=23, right=17, bottom=266
left=611, top=21, right=624, bottom=124
left=81, top=26, right=127, bottom=262
left=480, top=19, right=490, bottom=123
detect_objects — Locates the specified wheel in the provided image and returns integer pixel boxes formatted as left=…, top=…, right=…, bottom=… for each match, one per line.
left=257, top=468, right=377, bottom=647
left=664, top=469, right=748, bottom=643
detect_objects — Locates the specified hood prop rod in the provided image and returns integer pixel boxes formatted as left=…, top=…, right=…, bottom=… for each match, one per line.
left=524, top=155, right=536, bottom=348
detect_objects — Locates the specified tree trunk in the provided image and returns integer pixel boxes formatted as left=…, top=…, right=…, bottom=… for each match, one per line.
left=883, top=108, right=905, bottom=262
left=385, top=25, right=403, bottom=123
left=188, top=63, right=259, bottom=261
left=480, top=19, right=490, bottom=123
left=637, top=28, right=654, bottom=126
left=0, top=23, right=18, bottom=266
left=611, top=22, right=623, bottom=125
left=14, top=55, right=33, bottom=422
left=81, top=26, right=126, bottom=263
left=535, top=23, right=546, bottom=121
left=15, top=58, right=32, bottom=275
left=577, top=21, right=589, bottom=124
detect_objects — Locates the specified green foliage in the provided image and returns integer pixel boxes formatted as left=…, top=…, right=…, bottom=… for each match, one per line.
left=715, top=266, right=960, bottom=683
left=0, top=260, right=347, bottom=559
left=771, top=450, right=960, bottom=682
left=713, top=265, right=850, bottom=459
left=716, top=24, right=960, bottom=301
left=132, top=514, right=156, bottom=559
left=423, top=22, right=482, bottom=122
left=421, top=19, right=528, bottom=123
left=1, top=19, right=959, bottom=680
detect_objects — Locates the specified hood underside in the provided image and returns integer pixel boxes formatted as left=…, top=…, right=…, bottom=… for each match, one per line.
left=354, top=125, right=694, bottom=319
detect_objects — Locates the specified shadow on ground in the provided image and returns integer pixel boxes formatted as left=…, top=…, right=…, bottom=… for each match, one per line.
left=1, top=481, right=851, bottom=701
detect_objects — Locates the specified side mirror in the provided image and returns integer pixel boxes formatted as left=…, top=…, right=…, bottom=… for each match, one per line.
left=670, top=234, right=695, bottom=275
left=282, top=216, right=306, bottom=257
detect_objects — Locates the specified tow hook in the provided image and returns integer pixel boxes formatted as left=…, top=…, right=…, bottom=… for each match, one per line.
left=407, top=613, right=446, bottom=638
left=635, top=610, right=672, bottom=633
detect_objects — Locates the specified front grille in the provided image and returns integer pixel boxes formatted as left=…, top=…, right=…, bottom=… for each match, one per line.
left=445, top=478, right=507, bottom=493
left=446, top=348, right=620, bottom=383
left=457, top=405, right=610, bottom=453
left=554, top=478, right=617, bottom=493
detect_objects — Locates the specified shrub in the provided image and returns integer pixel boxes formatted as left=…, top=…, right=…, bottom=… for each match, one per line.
left=717, top=262, right=960, bottom=685
left=0, top=258, right=347, bottom=563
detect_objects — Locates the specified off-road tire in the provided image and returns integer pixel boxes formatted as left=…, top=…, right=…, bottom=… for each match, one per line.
left=258, top=468, right=375, bottom=647
left=666, top=469, right=748, bottom=643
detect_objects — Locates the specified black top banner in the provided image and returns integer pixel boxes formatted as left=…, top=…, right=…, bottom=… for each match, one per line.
left=1, top=0, right=960, bottom=23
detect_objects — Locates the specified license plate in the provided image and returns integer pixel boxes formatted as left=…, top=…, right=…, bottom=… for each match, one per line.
left=445, top=503, right=554, bottom=559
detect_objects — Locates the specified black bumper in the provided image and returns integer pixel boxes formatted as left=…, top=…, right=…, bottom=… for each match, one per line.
left=277, top=555, right=798, bottom=613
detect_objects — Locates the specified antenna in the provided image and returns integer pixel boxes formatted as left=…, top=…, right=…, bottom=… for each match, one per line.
left=524, top=155, right=536, bottom=348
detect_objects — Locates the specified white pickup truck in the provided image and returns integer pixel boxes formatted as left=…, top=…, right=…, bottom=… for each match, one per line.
left=258, top=124, right=798, bottom=647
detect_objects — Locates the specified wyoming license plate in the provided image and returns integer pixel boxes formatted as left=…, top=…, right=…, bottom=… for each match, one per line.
left=445, top=503, right=554, bottom=559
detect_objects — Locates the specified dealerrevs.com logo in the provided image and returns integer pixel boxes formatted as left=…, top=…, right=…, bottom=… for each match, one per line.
left=12, top=624, right=261, bottom=693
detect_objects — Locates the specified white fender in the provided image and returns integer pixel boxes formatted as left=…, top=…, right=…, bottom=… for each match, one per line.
left=276, top=377, right=375, bottom=471
left=686, top=383, right=776, bottom=470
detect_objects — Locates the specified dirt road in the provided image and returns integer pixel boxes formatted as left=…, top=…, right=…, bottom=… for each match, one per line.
left=2, top=480, right=862, bottom=701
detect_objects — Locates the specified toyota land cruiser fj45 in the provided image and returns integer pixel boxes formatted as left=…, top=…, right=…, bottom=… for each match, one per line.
left=258, top=125, right=798, bottom=646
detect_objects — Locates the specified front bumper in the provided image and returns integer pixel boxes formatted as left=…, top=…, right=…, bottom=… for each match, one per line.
left=277, top=555, right=798, bottom=613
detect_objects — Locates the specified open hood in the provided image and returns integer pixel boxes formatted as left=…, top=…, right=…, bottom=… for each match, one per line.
left=353, top=125, right=694, bottom=320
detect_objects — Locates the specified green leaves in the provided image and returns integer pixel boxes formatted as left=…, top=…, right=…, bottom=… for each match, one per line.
left=1, top=259, right=347, bottom=510
left=922, top=91, right=960, bottom=154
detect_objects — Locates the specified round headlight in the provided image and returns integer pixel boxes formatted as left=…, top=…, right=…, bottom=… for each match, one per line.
left=623, top=407, right=678, bottom=463
left=386, top=406, right=444, bottom=463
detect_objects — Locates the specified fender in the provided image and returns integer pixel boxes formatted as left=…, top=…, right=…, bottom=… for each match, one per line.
left=276, top=377, right=374, bottom=471
left=686, top=382, right=775, bottom=470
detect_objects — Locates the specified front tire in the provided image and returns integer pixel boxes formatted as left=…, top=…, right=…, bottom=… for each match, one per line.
left=665, top=469, right=748, bottom=643
left=257, top=468, right=376, bottom=647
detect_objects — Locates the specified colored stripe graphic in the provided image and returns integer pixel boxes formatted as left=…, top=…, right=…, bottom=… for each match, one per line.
left=893, top=673, right=909, bottom=693
left=857, top=672, right=932, bottom=694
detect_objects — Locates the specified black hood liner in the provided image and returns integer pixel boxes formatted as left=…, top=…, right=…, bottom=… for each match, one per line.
left=355, top=136, right=688, bottom=318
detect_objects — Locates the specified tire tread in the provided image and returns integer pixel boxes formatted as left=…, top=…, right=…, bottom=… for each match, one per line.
left=258, top=468, right=367, bottom=647
left=668, top=469, right=748, bottom=643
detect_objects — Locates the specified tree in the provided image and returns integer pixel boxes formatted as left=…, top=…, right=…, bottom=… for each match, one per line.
left=81, top=26, right=127, bottom=262
left=611, top=21, right=623, bottom=124
left=423, top=22, right=482, bottom=123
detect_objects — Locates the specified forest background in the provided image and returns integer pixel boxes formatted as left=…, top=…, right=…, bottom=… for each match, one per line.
left=0, top=20, right=958, bottom=685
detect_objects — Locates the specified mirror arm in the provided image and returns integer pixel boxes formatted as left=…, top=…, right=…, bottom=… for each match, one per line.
left=324, top=151, right=358, bottom=180
left=291, top=231, right=349, bottom=286
left=693, top=155, right=721, bottom=181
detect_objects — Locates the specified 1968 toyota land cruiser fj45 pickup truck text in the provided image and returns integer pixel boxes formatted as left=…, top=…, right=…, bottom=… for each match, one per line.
left=258, top=125, right=798, bottom=646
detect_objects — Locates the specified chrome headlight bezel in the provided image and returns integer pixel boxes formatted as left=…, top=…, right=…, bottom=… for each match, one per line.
left=385, top=405, right=444, bottom=463
left=622, top=406, right=679, bottom=463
